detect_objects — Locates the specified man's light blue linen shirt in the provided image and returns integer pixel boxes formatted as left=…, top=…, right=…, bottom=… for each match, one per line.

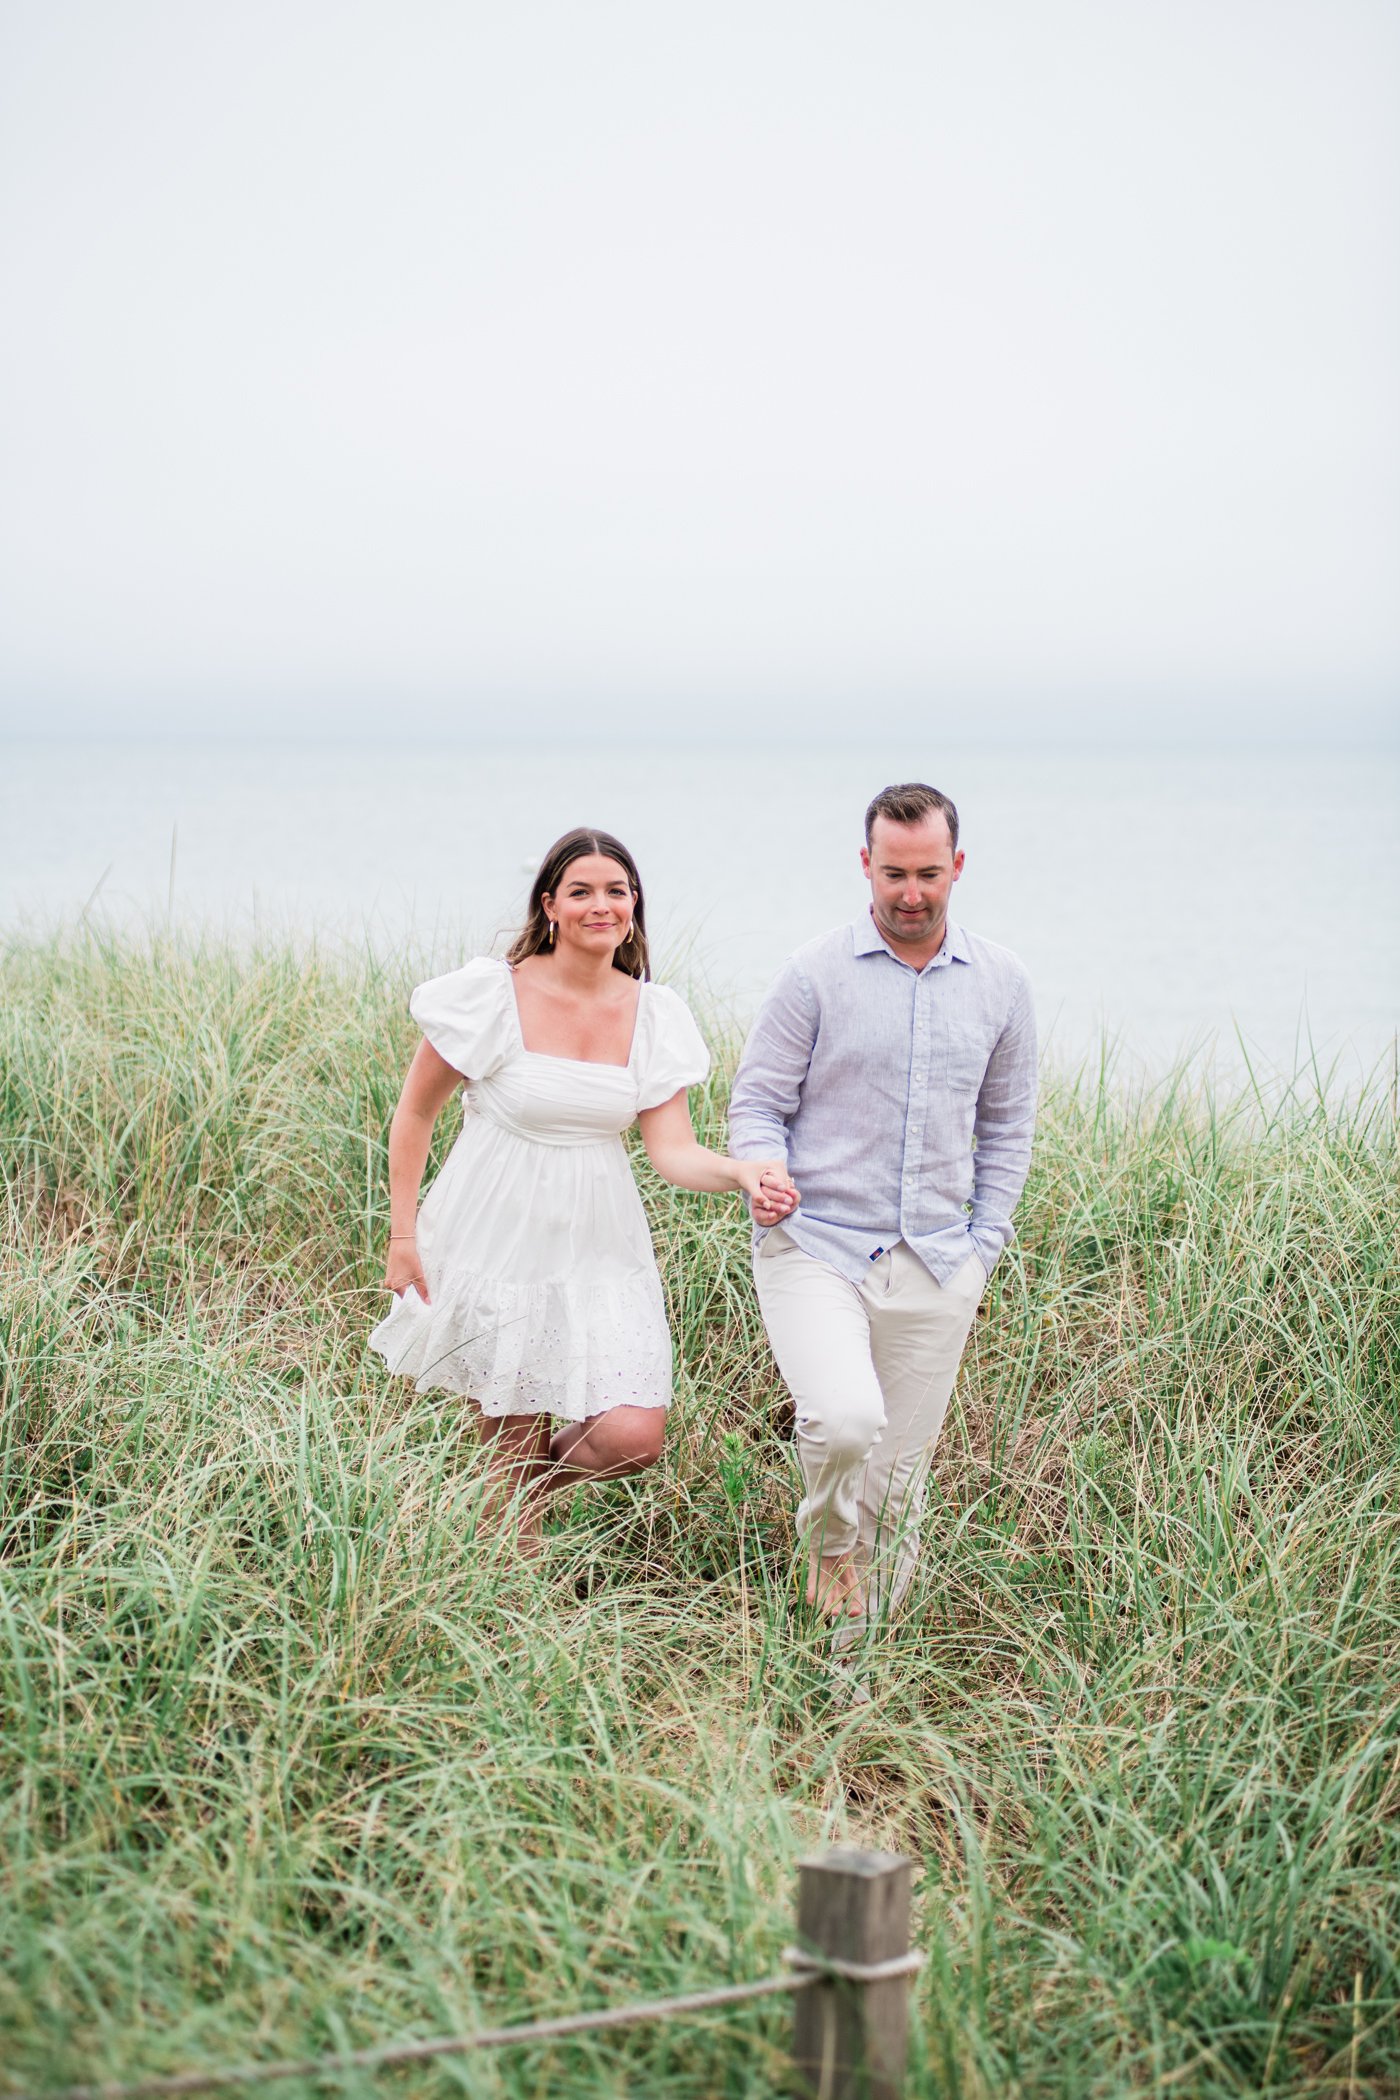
left=727, top=912, right=1037, bottom=1286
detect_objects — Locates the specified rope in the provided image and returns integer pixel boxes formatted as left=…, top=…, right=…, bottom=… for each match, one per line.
left=30, top=1971, right=820, bottom=2100
left=782, top=1946, right=926, bottom=1984
left=28, top=1947, right=924, bottom=2100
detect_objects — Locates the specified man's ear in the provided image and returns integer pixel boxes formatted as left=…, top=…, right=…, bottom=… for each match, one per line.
left=859, top=846, right=872, bottom=877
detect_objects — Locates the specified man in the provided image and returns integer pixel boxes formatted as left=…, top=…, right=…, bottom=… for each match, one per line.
left=730, top=782, right=1037, bottom=1629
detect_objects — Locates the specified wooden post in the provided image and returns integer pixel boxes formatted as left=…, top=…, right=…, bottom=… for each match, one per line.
left=793, top=1847, right=914, bottom=2100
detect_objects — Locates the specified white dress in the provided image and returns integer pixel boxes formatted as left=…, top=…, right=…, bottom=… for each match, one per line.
left=368, top=956, right=710, bottom=1420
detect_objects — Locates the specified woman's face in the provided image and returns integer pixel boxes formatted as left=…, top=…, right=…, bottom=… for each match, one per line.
left=544, top=853, right=636, bottom=956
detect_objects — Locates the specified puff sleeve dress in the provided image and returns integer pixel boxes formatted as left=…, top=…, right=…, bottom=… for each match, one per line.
left=368, top=957, right=710, bottom=1420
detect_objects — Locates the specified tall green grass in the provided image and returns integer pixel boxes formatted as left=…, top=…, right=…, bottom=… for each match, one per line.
left=2, top=927, right=1397, bottom=2097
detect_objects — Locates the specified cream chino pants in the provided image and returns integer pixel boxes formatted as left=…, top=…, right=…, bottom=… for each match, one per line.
left=754, top=1226, right=986, bottom=1617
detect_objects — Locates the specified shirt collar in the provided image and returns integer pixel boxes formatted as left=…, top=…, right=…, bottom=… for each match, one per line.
left=851, top=909, right=971, bottom=968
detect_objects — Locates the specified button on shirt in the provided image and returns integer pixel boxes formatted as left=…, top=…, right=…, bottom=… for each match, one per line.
left=727, top=913, right=1037, bottom=1286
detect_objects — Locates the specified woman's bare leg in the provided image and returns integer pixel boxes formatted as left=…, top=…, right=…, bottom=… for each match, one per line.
left=477, top=1411, right=552, bottom=1550
left=541, top=1406, right=666, bottom=1492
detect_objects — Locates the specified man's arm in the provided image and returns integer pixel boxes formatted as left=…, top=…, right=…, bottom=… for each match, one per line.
left=726, top=959, right=818, bottom=1163
left=969, top=973, right=1038, bottom=1274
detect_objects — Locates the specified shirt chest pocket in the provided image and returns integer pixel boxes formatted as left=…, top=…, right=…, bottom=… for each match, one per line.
left=943, top=1024, right=999, bottom=1097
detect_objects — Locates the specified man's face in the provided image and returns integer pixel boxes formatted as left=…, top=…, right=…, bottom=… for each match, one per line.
left=860, top=812, right=965, bottom=953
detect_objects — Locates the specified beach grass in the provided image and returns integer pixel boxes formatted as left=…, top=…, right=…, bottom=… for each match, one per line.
left=1, top=926, right=1397, bottom=2098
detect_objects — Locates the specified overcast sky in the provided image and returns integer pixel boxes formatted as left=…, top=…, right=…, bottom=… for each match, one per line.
left=1, top=0, right=1396, bottom=745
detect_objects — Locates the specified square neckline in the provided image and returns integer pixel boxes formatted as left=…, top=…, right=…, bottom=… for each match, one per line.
left=503, top=959, right=643, bottom=1071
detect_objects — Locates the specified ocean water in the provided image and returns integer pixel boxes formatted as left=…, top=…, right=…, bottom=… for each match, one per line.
left=4, top=735, right=1397, bottom=1079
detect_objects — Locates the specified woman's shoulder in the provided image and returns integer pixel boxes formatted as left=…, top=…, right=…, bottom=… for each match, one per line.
left=637, top=978, right=706, bottom=1038
left=639, top=976, right=693, bottom=1014
left=635, top=979, right=710, bottom=1107
left=414, top=953, right=511, bottom=998
left=449, top=953, right=512, bottom=983
left=409, top=956, right=514, bottom=1077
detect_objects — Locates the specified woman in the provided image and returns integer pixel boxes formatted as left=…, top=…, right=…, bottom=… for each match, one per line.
left=370, top=826, right=797, bottom=1541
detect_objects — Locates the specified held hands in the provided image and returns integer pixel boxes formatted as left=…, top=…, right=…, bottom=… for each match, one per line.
left=384, top=1235, right=431, bottom=1303
left=735, top=1159, right=800, bottom=1226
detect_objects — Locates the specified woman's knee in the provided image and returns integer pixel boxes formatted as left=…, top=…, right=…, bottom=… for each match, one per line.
left=592, top=1406, right=666, bottom=1474
left=621, top=1410, right=666, bottom=1471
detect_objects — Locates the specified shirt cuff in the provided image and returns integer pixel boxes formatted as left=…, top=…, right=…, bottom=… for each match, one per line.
left=969, top=1225, right=1008, bottom=1276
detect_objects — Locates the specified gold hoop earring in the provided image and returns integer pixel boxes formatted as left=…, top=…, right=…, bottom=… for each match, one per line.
left=547, top=919, right=556, bottom=948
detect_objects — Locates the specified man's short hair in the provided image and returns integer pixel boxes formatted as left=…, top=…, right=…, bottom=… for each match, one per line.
left=864, top=783, right=960, bottom=852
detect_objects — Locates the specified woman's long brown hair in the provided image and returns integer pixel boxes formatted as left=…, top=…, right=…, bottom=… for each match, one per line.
left=506, top=828, right=650, bottom=980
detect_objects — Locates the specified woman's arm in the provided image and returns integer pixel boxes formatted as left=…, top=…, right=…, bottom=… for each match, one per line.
left=383, top=1038, right=464, bottom=1302
left=637, top=1092, right=798, bottom=1216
